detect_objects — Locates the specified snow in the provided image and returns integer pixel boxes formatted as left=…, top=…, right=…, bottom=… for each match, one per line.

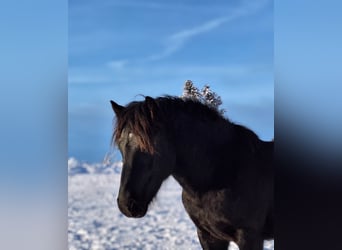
left=68, top=158, right=274, bottom=250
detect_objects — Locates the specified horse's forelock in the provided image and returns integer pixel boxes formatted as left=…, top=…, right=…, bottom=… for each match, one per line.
left=113, top=100, right=157, bottom=154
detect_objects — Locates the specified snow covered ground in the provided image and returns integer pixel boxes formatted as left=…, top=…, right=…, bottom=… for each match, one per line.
left=68, top=157, right=274, bottom=250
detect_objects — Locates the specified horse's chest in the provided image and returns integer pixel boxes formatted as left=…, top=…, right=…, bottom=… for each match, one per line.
left=183, top=193, right=219, bottom=220
left=181, top=190, right=235, bottom=240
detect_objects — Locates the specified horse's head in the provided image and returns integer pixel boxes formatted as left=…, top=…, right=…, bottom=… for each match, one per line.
left=110, top=97, right=175, bottom=218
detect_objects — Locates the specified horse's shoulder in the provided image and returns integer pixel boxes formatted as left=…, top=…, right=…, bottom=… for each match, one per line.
left=181, top=188, right=230, bottom=214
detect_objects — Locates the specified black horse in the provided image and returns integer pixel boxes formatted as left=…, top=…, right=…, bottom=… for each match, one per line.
left=110, top=96, right=273, bottom=250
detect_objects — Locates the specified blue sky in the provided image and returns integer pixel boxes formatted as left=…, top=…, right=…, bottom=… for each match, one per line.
left=69, top=0, right=273, bottom=162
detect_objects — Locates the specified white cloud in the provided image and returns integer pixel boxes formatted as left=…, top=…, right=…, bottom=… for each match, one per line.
left=145, top=16, right=233, bottom=62
left=68, top=75, right=111, bottom=84
left=107, top=60, right=128, bottom=70
left=104, top=0, right=270, bottom=66
left=70, top=63, right=272, bottom=89
left=145, top=0, right=268, bottom=62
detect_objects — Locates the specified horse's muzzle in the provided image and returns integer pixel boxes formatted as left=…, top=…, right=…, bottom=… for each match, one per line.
left=117, top=197, right=147, bottom=218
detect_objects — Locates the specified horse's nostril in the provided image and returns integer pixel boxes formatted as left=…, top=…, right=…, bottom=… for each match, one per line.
left=128, top=198, right=138, bottom=211
left=117, top=193, right=147, bottom=218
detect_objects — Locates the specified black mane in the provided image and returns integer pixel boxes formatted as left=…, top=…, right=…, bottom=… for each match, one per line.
left=153, top=96, right=227, bottom=122
left=114, top=96, right=230, bottom=153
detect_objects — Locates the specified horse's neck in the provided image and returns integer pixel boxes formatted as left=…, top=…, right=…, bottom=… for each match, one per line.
left=172, top=161, right=214, bottom=194
left=171, top=119, right=235, bottom=193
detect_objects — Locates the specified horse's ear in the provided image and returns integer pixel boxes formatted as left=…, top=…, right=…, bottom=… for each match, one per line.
left=145, top=96, right=154, bottom=104
left=110, top=100, right=124, bottom=116
left=145, top=96, right=156, bottom=108
left=145, top=96, right=157, bottom=119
